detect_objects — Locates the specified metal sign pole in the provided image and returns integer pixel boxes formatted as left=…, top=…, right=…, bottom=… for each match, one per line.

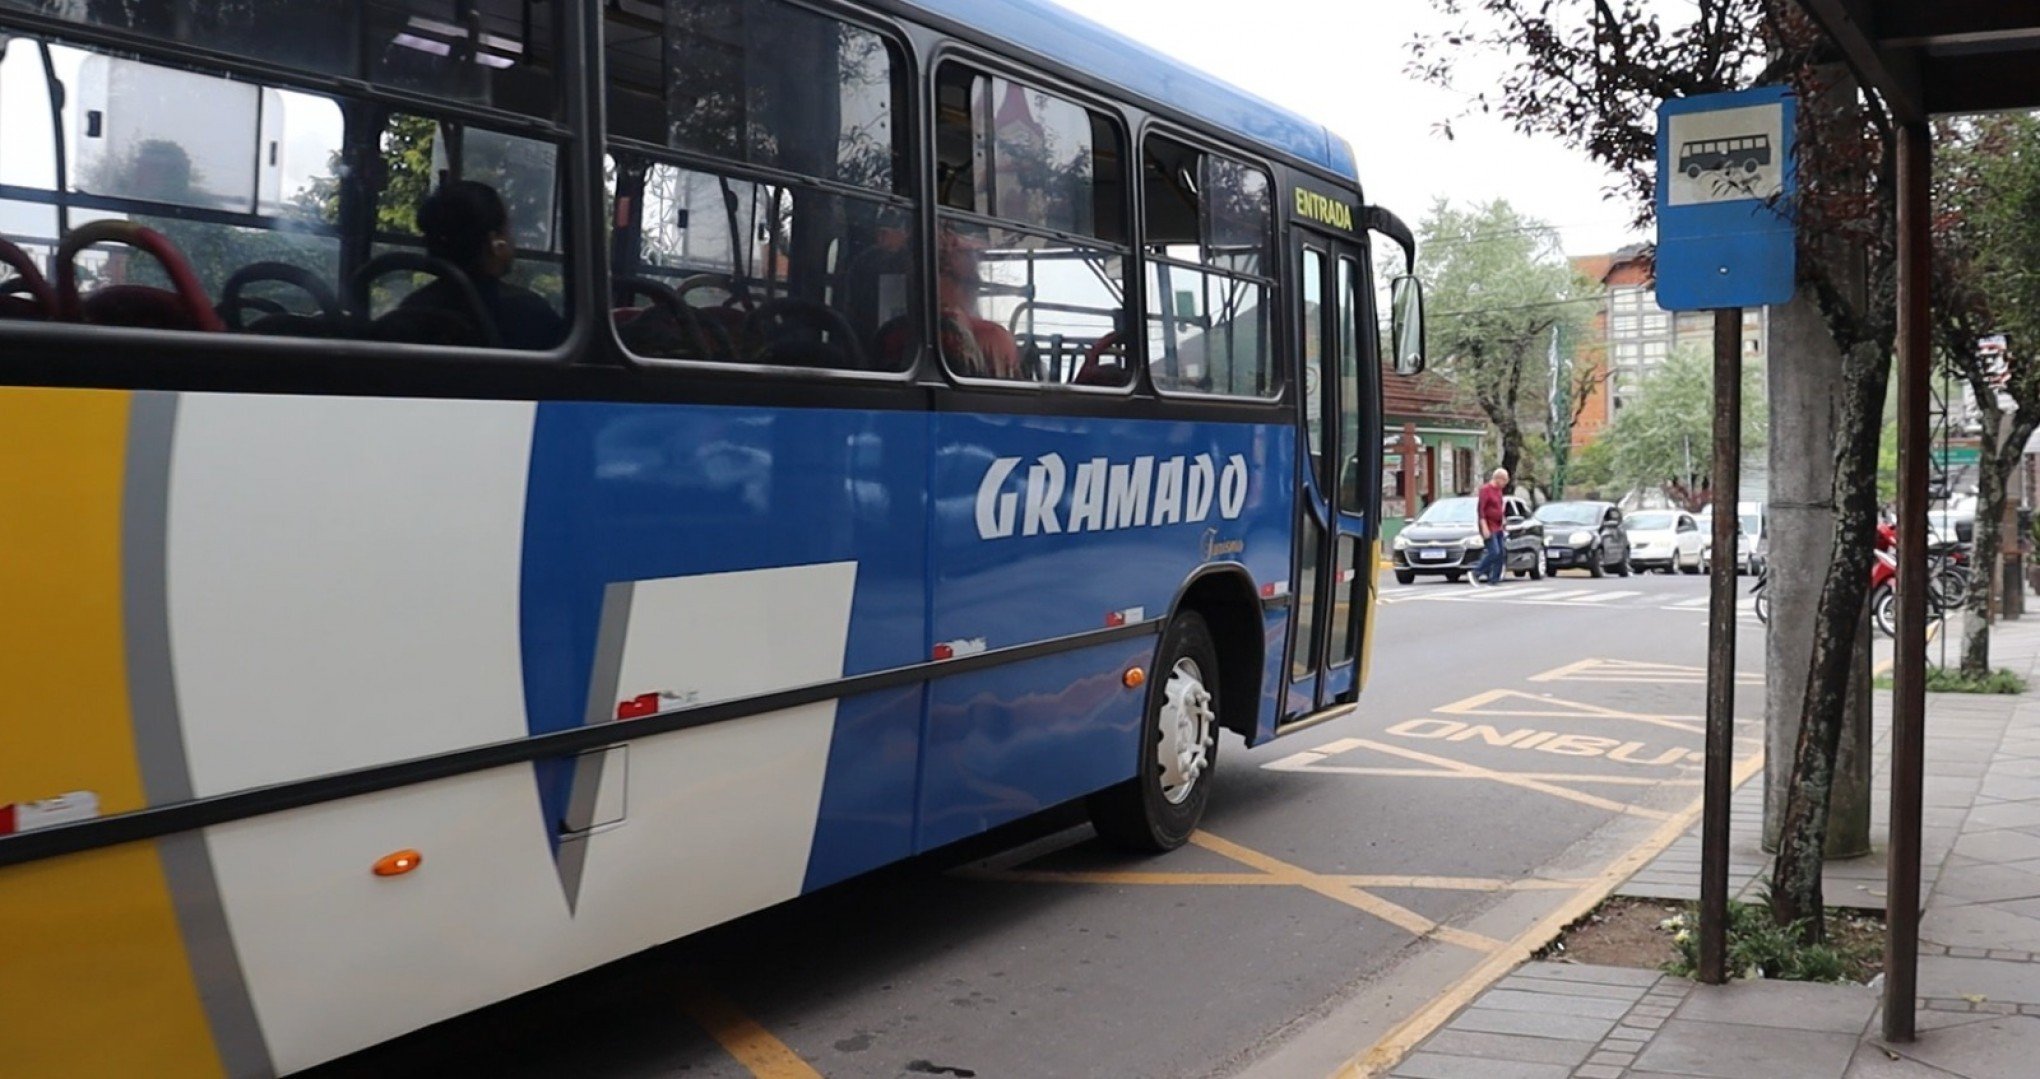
left=1699, top=306, right=1742, bottom=984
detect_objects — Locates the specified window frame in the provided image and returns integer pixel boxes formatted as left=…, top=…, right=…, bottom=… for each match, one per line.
left=596, top=0, right=925, bottom=382
left=0, top=5, right=601, bottom=368
left=926, top=46, right=1138, bottom=397
left=1134, top=120, right=1281, bottom=404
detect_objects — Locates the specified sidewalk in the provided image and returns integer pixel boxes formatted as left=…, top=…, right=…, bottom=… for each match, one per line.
left=1380, top=617, right=2040, bottom=1079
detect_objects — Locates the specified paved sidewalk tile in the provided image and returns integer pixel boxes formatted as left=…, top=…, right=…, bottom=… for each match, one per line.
left=1390, top=1051, right=1571, bottom=1079
left=1673, top=978, right=1880, bottom=1034
left=1512, top=961, right=1662, bottom=987
left=1449, top=1007, right=1616, bottom=1043
left=1419, top=1029, right=1598, bottom=1067
left=1472, top=989, right=1633, bottom=1020
left=1868, top=1014, right=2040, bottom=1078
left=1918, top=954, right=2040, bottom=1006
left=1634, top=1018, right=1860, bottom=1079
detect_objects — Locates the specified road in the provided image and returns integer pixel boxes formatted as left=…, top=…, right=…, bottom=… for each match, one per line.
left=309, top=569, right=1767, bottom=1079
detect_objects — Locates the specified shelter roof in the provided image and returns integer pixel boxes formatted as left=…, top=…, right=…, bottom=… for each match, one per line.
left=1801, top=1, right=2040, bottom=119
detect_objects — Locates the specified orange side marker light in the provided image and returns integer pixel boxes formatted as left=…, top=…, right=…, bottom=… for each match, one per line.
left=1124, top=667, right=1146, bottom=689
left=373, top=849, right=424, bottom=877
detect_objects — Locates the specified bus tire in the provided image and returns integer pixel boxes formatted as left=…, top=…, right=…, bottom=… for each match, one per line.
left=1089, top=611, right=1221, bottom=852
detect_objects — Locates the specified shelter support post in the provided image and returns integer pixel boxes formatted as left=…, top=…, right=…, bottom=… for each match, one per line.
left=1884, top=119, right=1932, bottom=1045
left=1699, top=307, right=1742, bottom=985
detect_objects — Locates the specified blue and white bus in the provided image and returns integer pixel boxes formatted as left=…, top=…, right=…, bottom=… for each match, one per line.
left=0, top=0, right=1423, bottom=1072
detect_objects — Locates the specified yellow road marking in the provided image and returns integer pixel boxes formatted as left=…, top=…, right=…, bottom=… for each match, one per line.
left=1333, top=750, right=1768, bottom=1078
left=961, top=868, right=1583, bottom=893
left=1265, top=763, right=1701, bottom=787
left=677, top=983, right=822, bottom=1079
left=1189, top=831, right=1502, bottom=952
left=1340, top=739, right=1673, bottom=821
left=1528, top=658, right=1763, bottom=684
left=1432, top=689, right=1705, bottom=736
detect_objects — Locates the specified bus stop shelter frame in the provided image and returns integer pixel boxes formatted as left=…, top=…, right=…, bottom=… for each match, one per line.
left=1797, top=0, right=2040, bottom=1044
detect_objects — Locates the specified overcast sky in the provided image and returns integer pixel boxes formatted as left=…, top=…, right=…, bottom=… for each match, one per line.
left=1052, top=0, right=1647, bottom=258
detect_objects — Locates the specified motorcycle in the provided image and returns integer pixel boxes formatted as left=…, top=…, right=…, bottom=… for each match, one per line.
left=1755, top=522, right=1943, bottom=636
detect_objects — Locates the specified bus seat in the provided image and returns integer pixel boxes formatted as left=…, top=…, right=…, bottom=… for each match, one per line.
left=0, top=237, right=56, bottom=321
left=220, top=261, right=353, bottom=338
left=55, top=221, right=224, bottom=332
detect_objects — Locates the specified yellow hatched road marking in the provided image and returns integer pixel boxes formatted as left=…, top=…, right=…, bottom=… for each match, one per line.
left=1334, top=750, right=1768, bottom=1078
left=1433, top=688, right=1704, bottom=736
left=1267, top=763, right=1701, bottom=787
left=1341, top=739, right=1673, bottom=821
left=677, top=983, right=823, bottom=1079
left=1188, top=831, right=1502, bottom=952
left=1528, top=657, right=1763, bottom=684
left=961, top=868, right=1584, bottom=893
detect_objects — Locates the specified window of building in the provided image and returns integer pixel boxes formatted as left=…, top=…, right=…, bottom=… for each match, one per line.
left=933, top=64, right=1128, bottom=386
left=1141, top=135, right=1273, bottom=397
left=603, top=0, right=913, bottom=370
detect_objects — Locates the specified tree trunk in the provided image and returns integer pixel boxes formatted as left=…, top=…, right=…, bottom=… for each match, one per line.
left=1964, top=444, right=2004, bottom=677
left=1770, top=337, right=1892, bottom=940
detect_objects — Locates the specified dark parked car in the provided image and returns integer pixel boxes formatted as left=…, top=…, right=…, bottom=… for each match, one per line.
left=1391, top=495, right=1545, bottom=583
left=1534, top=500, right=1632, bottom=577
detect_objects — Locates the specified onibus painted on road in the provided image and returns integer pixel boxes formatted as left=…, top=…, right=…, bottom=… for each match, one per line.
left=0, top=1, right=1424, bottom=1073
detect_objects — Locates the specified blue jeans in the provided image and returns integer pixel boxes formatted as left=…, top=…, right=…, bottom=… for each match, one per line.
left=1474, top=531, right=1507, bottom=582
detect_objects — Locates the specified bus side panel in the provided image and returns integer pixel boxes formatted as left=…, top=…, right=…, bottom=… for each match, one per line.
left=918, top=413, right=1292, bottom=844
left=917, top=640, right=1152, bottom=850
left=516, top=402, right=930, bottom=891
left=0, top=392, right=935, bottom=1074
left=0, top=387, right=226, bottom=1078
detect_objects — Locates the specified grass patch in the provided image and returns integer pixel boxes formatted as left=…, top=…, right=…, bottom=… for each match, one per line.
left=1873, top=667, right=2027, bottom=694
left=1660, top=900, right=1883, bottom=984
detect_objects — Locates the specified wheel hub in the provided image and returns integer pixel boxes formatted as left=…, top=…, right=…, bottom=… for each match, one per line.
left=1157, top=657, right=1215, bottom=805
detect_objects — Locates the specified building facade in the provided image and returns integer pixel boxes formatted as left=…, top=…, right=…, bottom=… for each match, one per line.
left=1569, top=246, right=1767, bottom=445
left=1381, top=369, right=1489, bottom=545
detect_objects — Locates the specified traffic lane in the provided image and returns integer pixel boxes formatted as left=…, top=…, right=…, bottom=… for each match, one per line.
left=308, top=575, right=1756, bottom=1079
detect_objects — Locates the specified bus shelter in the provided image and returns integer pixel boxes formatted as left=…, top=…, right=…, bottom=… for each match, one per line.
left=1799, top=0, right=2040, bottom=1043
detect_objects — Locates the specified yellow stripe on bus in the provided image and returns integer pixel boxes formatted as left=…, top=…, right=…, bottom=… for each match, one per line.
left=0, top=388, right=224, bottom=1077
left=1359, top=537, right=1381, bottom=690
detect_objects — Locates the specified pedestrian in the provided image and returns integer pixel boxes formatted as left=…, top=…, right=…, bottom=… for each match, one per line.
left=1473, top=468, right=1510, bottom=585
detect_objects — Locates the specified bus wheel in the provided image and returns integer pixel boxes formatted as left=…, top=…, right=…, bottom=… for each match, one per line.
left=1089, top=612, right=1221, bottom=852
left=1685, top=164, right=1703, bottom=179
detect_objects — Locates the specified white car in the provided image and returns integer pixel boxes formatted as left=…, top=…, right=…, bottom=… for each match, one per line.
left=1623, top=510, right=1707, bottom=574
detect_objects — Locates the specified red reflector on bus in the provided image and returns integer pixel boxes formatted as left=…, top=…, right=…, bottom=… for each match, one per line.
left=1105, top=611, right=1125, bottom=627
left=1261, top=582, right=1276, bottom=598
left=0, top=803, right=13, bottom=836
left=616, top=693, right=659, bottom=720
left=933, top=643, right=954, bottom=661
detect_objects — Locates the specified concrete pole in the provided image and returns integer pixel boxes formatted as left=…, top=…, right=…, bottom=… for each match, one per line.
left=1763, top=293, right=1873, bottom=856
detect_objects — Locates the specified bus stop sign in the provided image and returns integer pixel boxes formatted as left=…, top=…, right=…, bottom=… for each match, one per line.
left=1655, top=86, right=1797, bottom=311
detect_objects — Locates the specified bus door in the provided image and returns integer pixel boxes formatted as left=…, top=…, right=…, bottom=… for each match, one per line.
left=1286, top=235, right=1375, bottom=720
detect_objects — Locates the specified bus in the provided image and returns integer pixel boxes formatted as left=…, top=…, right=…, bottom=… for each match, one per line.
left=0, top=1, right=1424, bottom=1073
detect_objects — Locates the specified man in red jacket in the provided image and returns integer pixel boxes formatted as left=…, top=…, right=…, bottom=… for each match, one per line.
left=1473, top=468, right=1510, bottom=585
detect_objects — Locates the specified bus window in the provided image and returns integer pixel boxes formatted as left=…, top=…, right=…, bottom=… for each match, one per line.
left=0, top=33, right=574, bottom=349
left=1141, top=135, right=1274, bottom=397
left=933, top=64, right=1129, bottom=387
left=1, top=0, right=561, bottom=120
left=603, top=0, right=915, bottom=372
left=1301, top=247, right=1327, bottom=485
left=1336, top=256, right=1365, bottom=513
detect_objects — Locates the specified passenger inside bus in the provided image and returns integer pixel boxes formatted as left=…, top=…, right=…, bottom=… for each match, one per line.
left=934, top=227, right=1021, bottom=380
left=397, top=180, right=566, bottom=350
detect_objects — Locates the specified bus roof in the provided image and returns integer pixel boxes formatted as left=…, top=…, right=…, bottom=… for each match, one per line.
left=894, top=0, right=1360, bottom=184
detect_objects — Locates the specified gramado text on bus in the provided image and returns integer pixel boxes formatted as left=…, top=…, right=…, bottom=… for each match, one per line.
left=974, top=452, right=1251, bottom=540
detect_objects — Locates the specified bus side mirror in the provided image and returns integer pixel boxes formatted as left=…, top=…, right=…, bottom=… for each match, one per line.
left=1390, top=275, right=1425, bottom=376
